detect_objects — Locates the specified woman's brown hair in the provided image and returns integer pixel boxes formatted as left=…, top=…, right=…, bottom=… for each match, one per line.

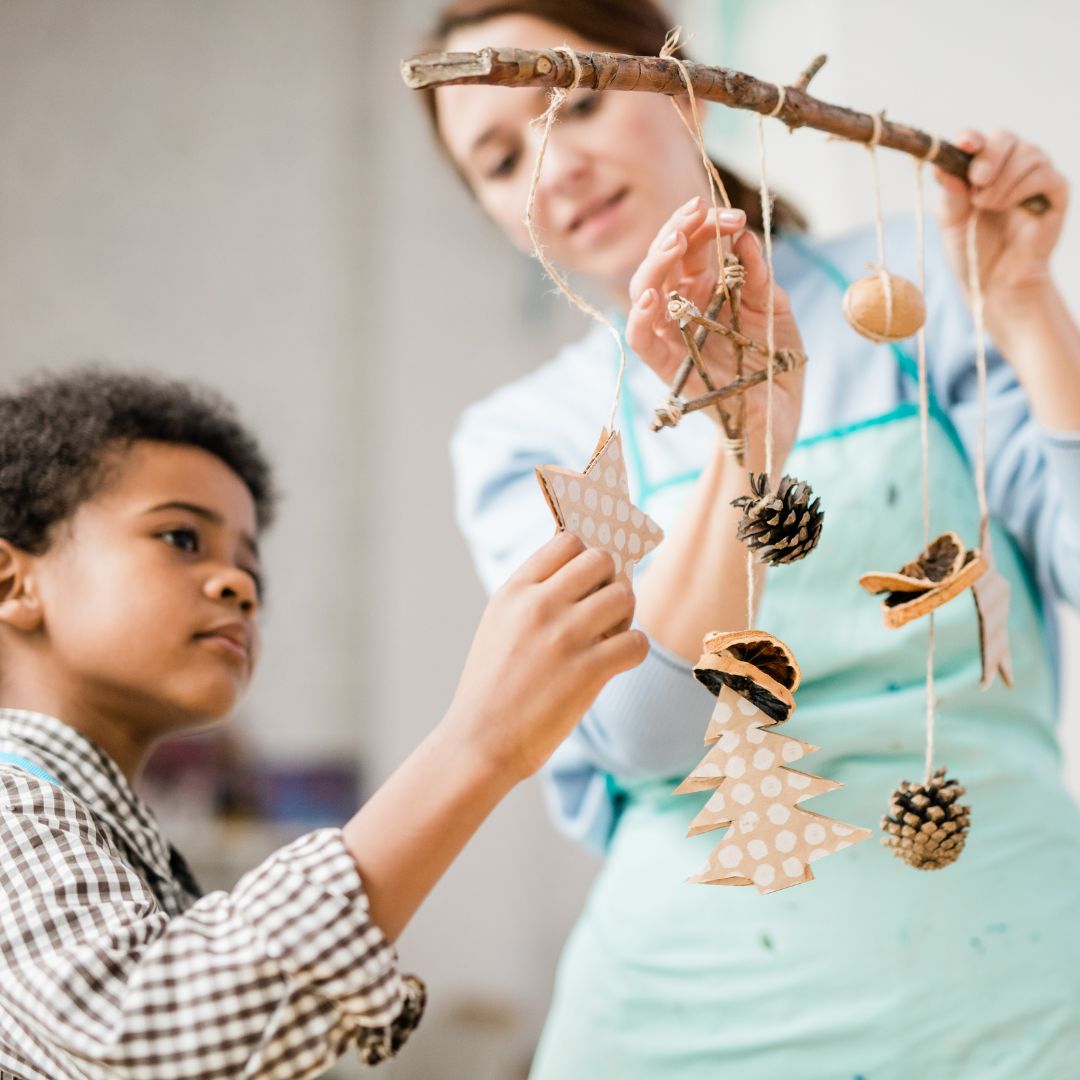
left=418, top=0, right=806, bottom=234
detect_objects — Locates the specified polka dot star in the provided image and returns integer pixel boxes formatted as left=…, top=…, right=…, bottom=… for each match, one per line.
left=535, top=429, right=663, bottom=585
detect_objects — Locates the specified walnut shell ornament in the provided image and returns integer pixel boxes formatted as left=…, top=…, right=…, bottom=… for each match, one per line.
left=843, top=271, right=927, bottom=344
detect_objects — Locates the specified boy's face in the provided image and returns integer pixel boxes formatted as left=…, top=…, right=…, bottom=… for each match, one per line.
left=30, top=440, right=262, bottom=733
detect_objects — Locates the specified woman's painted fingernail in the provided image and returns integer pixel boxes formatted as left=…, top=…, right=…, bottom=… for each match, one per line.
left=661, top=230, right=681, bottom=251
left=718, top=208, right=746, bottom=224
left=682, top=195, right=703, bottom=214
left=639, top=288, right=657, bottom=308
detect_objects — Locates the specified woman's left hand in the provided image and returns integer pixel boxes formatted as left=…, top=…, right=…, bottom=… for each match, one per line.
left=935, top=129, right=1068, bottom=310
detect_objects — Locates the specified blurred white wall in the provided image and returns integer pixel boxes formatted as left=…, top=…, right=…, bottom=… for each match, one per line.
left=1, top=2, right=1078, bottom=1078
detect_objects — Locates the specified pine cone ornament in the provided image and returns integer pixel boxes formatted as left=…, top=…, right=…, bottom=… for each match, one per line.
left=732, top=472, right=824, bottom=566
left=881, top=767, right=971, bottom=870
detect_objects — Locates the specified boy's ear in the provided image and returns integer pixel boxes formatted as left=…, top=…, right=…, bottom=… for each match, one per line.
left=0, top=540, right=43, bottom=632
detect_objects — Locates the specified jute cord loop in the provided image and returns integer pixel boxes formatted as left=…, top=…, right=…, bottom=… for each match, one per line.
left=524, top=47, right=628, bottom=432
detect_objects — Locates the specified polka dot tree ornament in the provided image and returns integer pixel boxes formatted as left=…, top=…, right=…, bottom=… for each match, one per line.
left=535, top=429, right=663, bottom=586
left=675, top=631, right=870, bottom=894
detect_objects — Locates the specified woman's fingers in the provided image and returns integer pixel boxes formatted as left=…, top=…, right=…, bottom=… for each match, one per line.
left=629, top=196, right=709, bottom=303
left=732, top=229, right=792, bottom=316
left=677, top=208, right=745, bottom=293
left=625, top=287, right=685, bottom=377
left=966, top=129, right=1018, bottom=190
left=629, top=200, right=745, bottom=306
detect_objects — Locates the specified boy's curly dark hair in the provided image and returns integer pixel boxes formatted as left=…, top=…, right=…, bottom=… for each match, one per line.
left=0, top=367, right=276, bottom=553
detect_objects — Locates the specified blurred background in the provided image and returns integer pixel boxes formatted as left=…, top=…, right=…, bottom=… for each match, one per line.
left=1, top=2, right=1078, bottom=1076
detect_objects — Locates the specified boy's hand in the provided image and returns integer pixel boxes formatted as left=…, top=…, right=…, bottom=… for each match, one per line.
left=446, top=532, right=648, bottom=783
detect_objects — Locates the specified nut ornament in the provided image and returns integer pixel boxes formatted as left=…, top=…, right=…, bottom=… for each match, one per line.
left=843, top=271, right=927, bottom=344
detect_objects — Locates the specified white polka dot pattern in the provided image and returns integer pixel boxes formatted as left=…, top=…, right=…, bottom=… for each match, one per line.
left=536, top=430, right=663, bottom=585
left=675, top=684, right=871, bottom=894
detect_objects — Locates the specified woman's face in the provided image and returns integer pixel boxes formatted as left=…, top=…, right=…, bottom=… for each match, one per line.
left=436, top=14, right=709, bottom=301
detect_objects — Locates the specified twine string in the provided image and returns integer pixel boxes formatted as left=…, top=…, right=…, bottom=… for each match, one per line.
left=767, top=83, right=787, bottom=119
left=866, top=112, right=895, bottom=337
left=659, top=29, right=732, bottom=294
left=524, top=47, right=627, bottom=433
left=913, top=157, right=937, bottom=782
left=746, top=550, right=755, bottom=629
left=757, top=110, right=777, bottom=482
left=965, top=211, right=990, bottom=531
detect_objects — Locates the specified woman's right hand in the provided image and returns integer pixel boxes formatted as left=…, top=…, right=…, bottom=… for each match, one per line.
left=625, top=196, right=807, bottom=472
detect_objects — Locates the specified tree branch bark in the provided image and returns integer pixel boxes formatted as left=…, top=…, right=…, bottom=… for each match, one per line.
left=402, top=46, right=1048, bottom=214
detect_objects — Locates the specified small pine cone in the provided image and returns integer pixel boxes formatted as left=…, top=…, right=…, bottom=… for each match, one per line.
left=731, top=472, right=824, bottom=566
left=881, top=767, right=971, bottom=870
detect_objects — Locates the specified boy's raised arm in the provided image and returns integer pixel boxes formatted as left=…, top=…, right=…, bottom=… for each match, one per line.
left=343, top=531, right=647, bottom=941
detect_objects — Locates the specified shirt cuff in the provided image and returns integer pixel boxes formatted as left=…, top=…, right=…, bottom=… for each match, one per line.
left=1039, top=423, right=1080, bottom=491
left=232, top=828, right=407, bottom=1027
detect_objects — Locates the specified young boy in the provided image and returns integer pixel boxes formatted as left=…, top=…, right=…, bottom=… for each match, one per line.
left=0, top=368, right=646, bottom=1079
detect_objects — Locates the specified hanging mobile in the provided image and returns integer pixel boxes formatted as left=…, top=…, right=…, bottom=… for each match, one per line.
left=667, top=74, right=866, bottom=892
left=403, top=34, right=1040, bottom=878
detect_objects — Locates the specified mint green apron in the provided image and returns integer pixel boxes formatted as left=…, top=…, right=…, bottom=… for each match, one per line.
left=531, top=386, right=1080, bottom=1076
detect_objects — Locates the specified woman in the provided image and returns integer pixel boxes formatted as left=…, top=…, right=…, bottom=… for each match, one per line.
left=420, top=1, right=1080, bottom=1076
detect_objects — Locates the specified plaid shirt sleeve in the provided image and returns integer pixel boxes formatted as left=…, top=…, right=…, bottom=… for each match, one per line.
left=0, top=771, right=423, bottom=1079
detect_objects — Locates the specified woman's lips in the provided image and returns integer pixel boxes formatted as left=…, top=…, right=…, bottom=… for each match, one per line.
left=568, top=187, right=629, bottom=237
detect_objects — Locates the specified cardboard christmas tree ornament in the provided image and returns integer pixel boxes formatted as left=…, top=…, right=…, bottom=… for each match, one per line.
left=676, top=631, right=870, bottom=895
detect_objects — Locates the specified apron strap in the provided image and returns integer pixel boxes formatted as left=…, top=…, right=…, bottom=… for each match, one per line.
left=0, top=752, right=62, bottom=789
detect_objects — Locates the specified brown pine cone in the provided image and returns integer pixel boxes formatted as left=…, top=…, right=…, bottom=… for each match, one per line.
left=881, top=767, right=971, bottom=870
left=732, top=472, right=824, bottom=566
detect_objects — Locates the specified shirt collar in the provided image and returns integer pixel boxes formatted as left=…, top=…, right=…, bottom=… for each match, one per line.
left=0, top=708, right=176, bottom=884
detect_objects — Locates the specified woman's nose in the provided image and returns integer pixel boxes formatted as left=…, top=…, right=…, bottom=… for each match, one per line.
left=205, top=566, right=258, bottom=615
left=536, top=129, right=590, bottom=194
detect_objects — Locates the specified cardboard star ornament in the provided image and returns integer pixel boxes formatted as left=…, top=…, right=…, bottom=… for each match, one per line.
left=858, top=531, right=986, bottom=630
left=971, top=522, right=1013, bottom=689
left=535, top=429, right=663, bottom=585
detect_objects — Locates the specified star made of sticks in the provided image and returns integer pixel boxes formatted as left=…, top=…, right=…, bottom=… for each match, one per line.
left=535, top=429, right=662, bottom=585
left=649, top=273, right=807, bottom=447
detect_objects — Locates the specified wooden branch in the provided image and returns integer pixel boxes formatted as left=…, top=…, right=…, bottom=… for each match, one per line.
left=402, top=46, right=1049, bottom=214
left=792, top=54, right=827, bottom=93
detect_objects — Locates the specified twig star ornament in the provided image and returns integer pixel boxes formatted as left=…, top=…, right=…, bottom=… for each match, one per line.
left=676, top=631, right=870, bottom=894
left=536, top=430, right=662, bottom=585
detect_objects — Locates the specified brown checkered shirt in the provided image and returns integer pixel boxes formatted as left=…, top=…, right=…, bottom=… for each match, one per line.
left=0, top=710, right=424, bottom=1078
